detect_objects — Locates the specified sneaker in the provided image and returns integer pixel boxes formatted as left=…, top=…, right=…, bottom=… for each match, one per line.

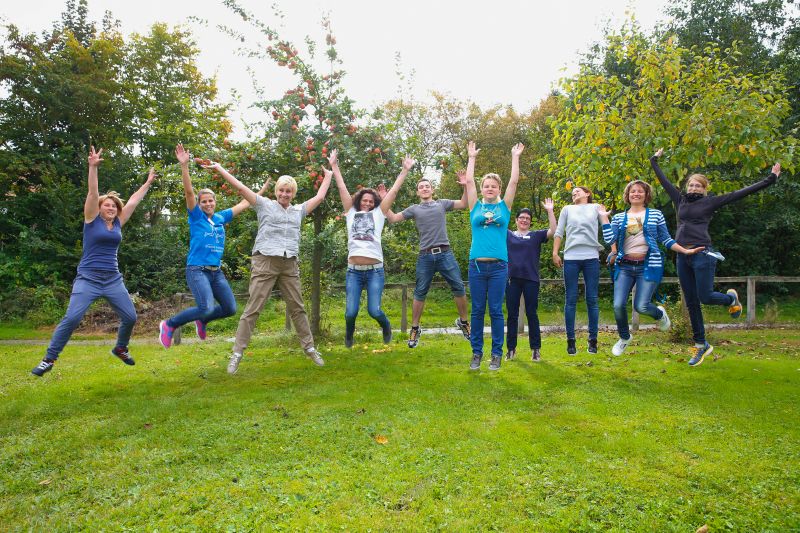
left=588, top=338, right=598, bottom=354
left=689, top=343, right=713, bottom=367
left=612, top=335, right=632, bottom=356
left=111, top=346, right=135, bottom=366
left=344, top=331, right=354, bottom=349
left=407, top=326, right=421, bottom=348
left=531, top=349, right=541, bottom=362
left=195, top=320, right=207, bottom=340
left=657, top=306, right=671, bottom=332
left=469, top=353, right=482, bottom=370
left=727, top=289, right=742, bottom=319
left=455, top=318, right=471, bottom=340
left=505, top=349, right=516, bottom=361
left=489, top=355, right=502, bottom=371
left=382, top=323, right=393, bottom=344
left=227, top=352, right=243, bottom=374
left=567, top=338, right=577, bottom=355
left=159, top=320, right=175, bottom=348
left=305, top=347, right=325, bottom=366
left=31, top=359, right=55, bottom=376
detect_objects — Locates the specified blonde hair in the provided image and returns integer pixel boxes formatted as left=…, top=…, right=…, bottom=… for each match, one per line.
left=98, top=191, right=124, bottom=213
left=196, top=188, right=216, bottom=202
left=480, top=173, right=503, bottom=189
left=623, top=180, right=653, bottom=205
left=275, top=175, right=298, bottom=195
left=686, top=173, right=709, bottom=194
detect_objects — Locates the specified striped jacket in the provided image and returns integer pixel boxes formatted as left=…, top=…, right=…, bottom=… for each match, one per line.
left=602, top=208, right=676, bottom=282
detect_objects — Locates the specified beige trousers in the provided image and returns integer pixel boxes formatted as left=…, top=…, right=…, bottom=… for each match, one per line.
left=233, top=254, right=314, bottom=353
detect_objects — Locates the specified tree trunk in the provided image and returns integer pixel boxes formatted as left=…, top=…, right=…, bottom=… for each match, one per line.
left=311, top=210, right=323, bottom=336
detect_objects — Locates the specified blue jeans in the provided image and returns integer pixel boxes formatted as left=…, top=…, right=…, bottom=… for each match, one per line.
left=677, top=252, right=734, bottom=344
left=469, top=260, right=508, bottom=357
left=46, top=270, right=137, bottom=360
left=345, top=267, right=390, bottom=337
left=563, top=258, right=600, bottom=341
left=612, top=262, right=662, bottom=340
left=414, top=250, right=466, bottom=300
left=167, top=266, right=237, bottom=328
left=505, top=278, right=541, bottom=351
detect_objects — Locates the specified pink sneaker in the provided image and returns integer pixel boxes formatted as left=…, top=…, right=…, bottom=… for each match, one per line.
left=159, top=320, right=175, bottom=348
left=195, top=320, right=207, bottom=340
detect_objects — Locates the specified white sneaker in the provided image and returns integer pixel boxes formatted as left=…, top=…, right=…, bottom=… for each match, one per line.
left=227, top=352, right=243, bottom=374
left=612, top=335, right=632, bottom=356
left=305, top=347, right=325, bottom=366
left=657, top=305, right=671, bottom=332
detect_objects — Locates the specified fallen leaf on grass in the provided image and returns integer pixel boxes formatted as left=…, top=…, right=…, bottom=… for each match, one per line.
left=585, top=361, right=593, bottom=367
left=374, top=435, right=388, bottom=445
left=143, top=423, right=152, bottom=430
left=372, top=348, right=390, bottom=353
left=660, top=369, right=667, bottom=374
left=38, top=479, right=51, bottom=485
left=356, top=408, right=366, bottom=414
left=678, top=358, right=686, bottom=363
left=696, top=525, right=708, bottom=533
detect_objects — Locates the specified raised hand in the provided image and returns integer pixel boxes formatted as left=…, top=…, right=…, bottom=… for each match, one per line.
left=88, top=146, right=104, bottom=167
left=654, top=148, right=664, bottom=158
left=402, top=156, right=416, bottom=171
left=511, top=143, right=525, bottom=157
left=322, top=167, right=333, bottom=180
left=468, top=141, right=480, bottom=158
left=456, top=169, right=468, bottom=186
left=195, top=158, right=219, bottom=170
left=772, top=162, right=781, bottom=177
left=258, top=177, right=273, bottom=195
left=145, top=167, right=157, bottom=185
left=596, top=204, right=612, bottom=217
left=541, top=197, right=554, bottom=211
left=327, top=148, right=339, bottom=167
left=175, top=143, right=191, bottom=165
left=375, top=182, right=388, bottom=199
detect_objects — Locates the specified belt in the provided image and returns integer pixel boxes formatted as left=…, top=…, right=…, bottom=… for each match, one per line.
left=618, top=257, right=646, bottom=266
left=420, top=245, right=450, bottom=255
left=348, top=262, right=383, bottom=271
left=475, top=258, right=501, bottom=263
left=202, top=265, right=220, bottom=271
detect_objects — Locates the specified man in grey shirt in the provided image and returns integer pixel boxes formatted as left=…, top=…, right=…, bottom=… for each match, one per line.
left=385, top=172, right=471, bottom=347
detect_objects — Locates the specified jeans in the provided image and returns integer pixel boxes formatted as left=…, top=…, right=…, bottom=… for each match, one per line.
left=168, top=266, right=237, bottom=328
left=612, top=262, right=662, bottom=340
left=469, top=260, right=508, bottom=357
left=563, top=258, right=600, bottom=341
left=46, top=270, right=137, bottom=360
left=676, top=251, right=734, bottom=344
left=345, top=266, right=390, bottom=338
left=414, top=250, right=466, bottom=300
left=505, top=278, right=541, bottom=351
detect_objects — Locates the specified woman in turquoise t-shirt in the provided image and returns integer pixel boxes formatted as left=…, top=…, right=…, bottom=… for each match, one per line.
left=464, top=141, right=524, bottom=371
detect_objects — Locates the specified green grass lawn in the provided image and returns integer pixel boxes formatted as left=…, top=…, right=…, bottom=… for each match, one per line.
left=1, top=328, right=799, bottom=530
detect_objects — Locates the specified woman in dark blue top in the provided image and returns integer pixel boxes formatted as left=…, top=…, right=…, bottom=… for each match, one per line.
left=32, top=147, right=155, bottom=376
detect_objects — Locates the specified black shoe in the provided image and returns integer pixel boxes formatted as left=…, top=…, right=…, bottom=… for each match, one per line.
left=532, top=349, right=541, bottom=362
left=455, top=318, right=471, bottom=340
left=469, top=353, right=482, bottom=370
left=345, top=331, right=354, bottom=349
left=382, top=323, right=393, bottom=344
left=111, top=346, right=135, bottom=366
left=567, top=339, right=577, bottom=355
left=489, top=355, right=502, bottom=371
left=31, top=359, right=55, bottom=376
left=505, top=349, right=516, bottom=361
left=407, top=326, right=421, bottom=348
left=588, top=339, right=598, bottom=354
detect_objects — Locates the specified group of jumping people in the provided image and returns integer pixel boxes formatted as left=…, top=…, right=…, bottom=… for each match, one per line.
left=31, top=142, right=780, bottom=377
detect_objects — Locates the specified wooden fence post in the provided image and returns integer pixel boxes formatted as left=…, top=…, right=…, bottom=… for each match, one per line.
left=746, top=277, right=756, bottom=327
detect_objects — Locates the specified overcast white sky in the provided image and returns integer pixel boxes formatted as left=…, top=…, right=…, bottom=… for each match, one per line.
left=2, top=0, right=669, bottom=138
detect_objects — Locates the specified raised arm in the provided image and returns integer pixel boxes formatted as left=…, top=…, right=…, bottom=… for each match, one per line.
left=83, top=146, right=103, bottom=222
left=650, top=148, right=682, bottom=205
left=305, top=168, right=333, bottom=214
left=711, top=162, right=780, bottom=209
left=230, top=178, right=271, bottom=217
left=202, top=160, right=259, bottom=206
left=502, top=143, right=524, bottom=209
left=119, top=168, right=156, bottom=226
left=175, top=144, right=196, bottom=211
left=542, top=198, right=557, bottom=238
left=380, top=156, right=414, bottom=215
left=328, top=149, right=352, bottom=211
left=465, top=141, right=480, bottom=210
left=453, top=170, right=469, bottom=210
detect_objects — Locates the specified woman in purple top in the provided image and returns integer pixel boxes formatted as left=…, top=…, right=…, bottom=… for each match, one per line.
left=651, top=148, right=780, bottom=366
left=505, top=199, right=557, bottom=362
left=32, top=147, right=156, bottom=376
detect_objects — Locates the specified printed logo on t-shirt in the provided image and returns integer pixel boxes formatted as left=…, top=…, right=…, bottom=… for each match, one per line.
left=626, top=216, right=643, bottom=237
left=480, top=205, right=504, bottom=227
left=351, top=211, right=376, bottom=241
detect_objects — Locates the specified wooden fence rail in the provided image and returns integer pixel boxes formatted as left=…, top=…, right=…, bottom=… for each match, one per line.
left=170, top=276, right=800, bottom=343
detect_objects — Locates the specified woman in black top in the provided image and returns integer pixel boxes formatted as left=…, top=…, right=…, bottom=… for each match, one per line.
left=650, top=148, right=780, bottom=366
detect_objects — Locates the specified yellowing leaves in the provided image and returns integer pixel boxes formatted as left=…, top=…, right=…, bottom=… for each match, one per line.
left=565, top=181, right=573, bottom=191
left=594, top=138, right=605, bottom=147
left=374, top=435, right=388, bottom=445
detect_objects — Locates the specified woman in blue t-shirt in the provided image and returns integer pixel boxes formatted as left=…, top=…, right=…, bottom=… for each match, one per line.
left=32, top=147, right=156, bottom=376
left=159, top=144, right=256, bottom=348
left=464, top=141, right=524, bottom=371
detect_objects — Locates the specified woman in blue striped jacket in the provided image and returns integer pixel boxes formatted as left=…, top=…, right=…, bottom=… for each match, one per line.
left=602, top=180, right=703, bottom=356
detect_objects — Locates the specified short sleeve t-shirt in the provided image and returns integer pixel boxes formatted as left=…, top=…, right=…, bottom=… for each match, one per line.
left=346, top=207, right=386, bottom=262
left=186, top=204, right=233, bottom=266
left=400, top=199, right=455, bottom=251
left=507, top=229, right=549, bottom=281
left=623, top=215, right=648, bottom=256
left=77, top=216, right=122, bottom=273
left=469, top=200, right=511, bottom=261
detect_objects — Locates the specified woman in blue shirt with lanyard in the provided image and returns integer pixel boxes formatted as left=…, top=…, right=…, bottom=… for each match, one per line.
left=159, top=144, right=255, bottom=348
left=32, top=147, right=155, bottom=376
left=464, top=141, right=524, bottom=371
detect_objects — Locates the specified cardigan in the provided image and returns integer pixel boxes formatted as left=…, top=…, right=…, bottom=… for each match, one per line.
left=602, top=208, right=676, bottom=282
